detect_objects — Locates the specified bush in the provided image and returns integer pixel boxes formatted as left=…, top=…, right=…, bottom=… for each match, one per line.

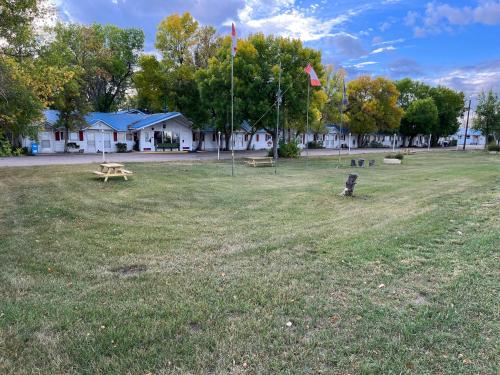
left=385, top=153, right=404, bottom=160
left=268, top=140, right=301, bottom=158
left=487, top=143, right=500, bottom=152
left=449, top=139, right=457, bottom=147
left=0, top=135, right=12, bottom=156
left=13, top=147, right=25, bottom=156
left=307, top=141, right=324, bottom=149
left=116, top=142, right=127, bottom=153
left=369, top=141, right=384, bottom=148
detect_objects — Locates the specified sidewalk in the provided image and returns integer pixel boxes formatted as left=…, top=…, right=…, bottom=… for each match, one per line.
left=0, top=147, right=475, bottom=167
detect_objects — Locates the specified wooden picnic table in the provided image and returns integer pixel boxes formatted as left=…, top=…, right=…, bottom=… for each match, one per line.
left=244, top=156, right=275, bottom=167
left=93, top=163, right=133, bottom=182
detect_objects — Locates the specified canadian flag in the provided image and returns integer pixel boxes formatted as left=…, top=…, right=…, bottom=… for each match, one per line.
left=231, top=23, right=237, bottom=56
left=304, top=64, right=321, bottom=87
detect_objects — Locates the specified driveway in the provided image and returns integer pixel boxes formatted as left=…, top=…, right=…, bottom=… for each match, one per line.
left=0, top=147, right=470, bottom=167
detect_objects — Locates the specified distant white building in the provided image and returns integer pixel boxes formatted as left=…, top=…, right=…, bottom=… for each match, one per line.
left=451, top=127, right=486, bottom=146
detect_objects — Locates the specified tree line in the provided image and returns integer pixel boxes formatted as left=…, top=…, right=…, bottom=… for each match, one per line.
left=1, top=3, right=499, bottom=154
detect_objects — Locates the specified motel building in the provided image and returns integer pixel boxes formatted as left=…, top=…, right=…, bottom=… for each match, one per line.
left=23, top=109, right=194, bottom=153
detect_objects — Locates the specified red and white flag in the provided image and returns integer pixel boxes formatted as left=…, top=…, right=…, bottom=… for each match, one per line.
left=304, top=64, right=321, bottom=87
left=231, top=23, right=237, bottom=56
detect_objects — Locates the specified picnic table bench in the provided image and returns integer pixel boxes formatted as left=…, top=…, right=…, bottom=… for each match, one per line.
left=93, top=163, right=133, bottom=182
left=244, top=156, right=275, bottom=167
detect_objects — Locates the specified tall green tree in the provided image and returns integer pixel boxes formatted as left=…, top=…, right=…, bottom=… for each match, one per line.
left=41, top=23, right=144, bottom=112
left=346, top=76, right=404, bottom=146
left=0, top=57, right=43, bottom=145
left=428, top=86, right=464, bottom=144
left=401, top=98, right=439, bottom=146
left=53, top=73, right=90, bottom=152
left=474, top=89, right=500, bottom=146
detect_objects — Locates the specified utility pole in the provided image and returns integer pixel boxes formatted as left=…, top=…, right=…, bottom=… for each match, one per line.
left=463, top=97, right=471, bottom=151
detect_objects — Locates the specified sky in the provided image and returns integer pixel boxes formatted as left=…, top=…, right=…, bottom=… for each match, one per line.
left=52, top=0, right=500, bottom=98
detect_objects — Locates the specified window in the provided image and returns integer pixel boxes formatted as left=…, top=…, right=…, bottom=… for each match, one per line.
left=55, top=131, right=60, bottom=141
left=41, top=140, right=50, bottom=149
left=212, top=133, right=216, bottom=142
left=118, top=132, right=126, bottom=142
left=266, top=134, right=271, bottom=141
left=245, top=134, right=249, bottom=141
left=70, top=132, right=78, bottom=141
left=256, top=134, right=260, bottom=142
left=126, top=132, right=133, bottom=141
left=144, top=131, right=150, bottom=142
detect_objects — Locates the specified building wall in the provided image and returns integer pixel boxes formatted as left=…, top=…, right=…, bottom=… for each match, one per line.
left=138, top=119, right=193, bottom=152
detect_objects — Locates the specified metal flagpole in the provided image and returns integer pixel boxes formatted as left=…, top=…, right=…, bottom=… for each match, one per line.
left=275, top=60, right=282, bottom=175
left=463, top=97, right=471, bottom=151
left=428, top=133, right=431, bottom=151
left=306, top=80, right=310, bottom=163
left=217, top=131, right=221, bottom=160
left=231, top=52, right=235, bottom=176
left=339, top=103, right=343, bottom=162
left=101, top=128, right=105, bottom=162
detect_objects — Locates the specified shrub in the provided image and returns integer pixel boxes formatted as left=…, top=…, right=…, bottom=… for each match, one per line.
left=0, top=135, right=12, bottom=156
left=116, top=142, right=127, bottom=153
left=449, top=139, right=457, bottom=147
left=268, top=140, right=301, bottom=158
left=307, top=141, right=324, bottom=149
left=13, top=147, right=25, bottom=156
left=487, top=143, right=500, bottom=152
left=385, top=153, right=404, bottom=160
left=369, top=141, right=384, bottom=148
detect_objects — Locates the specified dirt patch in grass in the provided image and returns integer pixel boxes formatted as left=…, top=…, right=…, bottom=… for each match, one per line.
left=111, top=264, right=147, bottom=276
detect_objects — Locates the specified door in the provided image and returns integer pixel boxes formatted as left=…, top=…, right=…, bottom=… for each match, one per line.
left=96, top=131, right=112, bottom=153
left=40, top=132, right=53, bottom=153
left=86, top=131, right=96, bottom=153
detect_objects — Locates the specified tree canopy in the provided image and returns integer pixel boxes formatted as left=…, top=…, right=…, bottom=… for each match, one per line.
left=474, top=90, right=500, bottom=146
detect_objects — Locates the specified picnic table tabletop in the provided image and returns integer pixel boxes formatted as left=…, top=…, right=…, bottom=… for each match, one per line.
left=100, top=163, right=124, bottom=168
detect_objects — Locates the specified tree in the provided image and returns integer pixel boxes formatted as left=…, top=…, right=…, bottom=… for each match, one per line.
left=52, top=73, right=90, bottom=152
left=40, top=23, right=144, bottom=112
left=346, top=76, right=403, bottom=146
left=155, top=12, right=198, bottom=67
left=401, top=98, right=439, bottom=146
left=429, top=86, right=464, bottom=144
left=320, top=65, right=347, bottom=125
left=0, top=57, right=43, bottom=146
left=474, top=90, right=500, bottom=146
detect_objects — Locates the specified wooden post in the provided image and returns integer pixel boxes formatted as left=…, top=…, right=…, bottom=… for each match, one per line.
left=342, top=173, right=358, bottom=196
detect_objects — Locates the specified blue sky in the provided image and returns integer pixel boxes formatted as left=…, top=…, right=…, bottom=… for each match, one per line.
left=53, top=0, right=500, bottom=95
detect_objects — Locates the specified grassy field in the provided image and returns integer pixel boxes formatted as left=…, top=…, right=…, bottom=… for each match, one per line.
left=0, top=152, right=499, bottom=374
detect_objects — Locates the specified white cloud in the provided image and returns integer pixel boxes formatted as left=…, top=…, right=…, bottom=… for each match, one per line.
left=372, top=38, right=405, bottom=46
left=370, top=45, right=396, bottom=54
left=412, top=1, right=500, bottom=37
left=234, top=0, right=365, bottom=41
left=352, top=61, right=378, bottom=69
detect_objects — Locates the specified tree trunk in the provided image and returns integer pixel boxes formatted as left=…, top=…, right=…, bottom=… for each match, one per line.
left=224, top=132, right=231, bottom=151
left=246, top=132, right=255, bottom=150
left=195, top=130, right=204, bottom=151
left=342, top=174, right=358, bottom=196
left=407, top=135, right=414, bottom=148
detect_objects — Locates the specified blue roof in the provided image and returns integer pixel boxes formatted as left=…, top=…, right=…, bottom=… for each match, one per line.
left=129, top=112, right=183, bottom=130
left=457, top=127, right=483, bottom=136
left=42, top=109, right=188, bottom=131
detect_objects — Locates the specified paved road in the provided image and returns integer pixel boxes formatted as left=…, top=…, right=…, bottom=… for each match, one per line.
left=0, top=147, right=474, bottom=167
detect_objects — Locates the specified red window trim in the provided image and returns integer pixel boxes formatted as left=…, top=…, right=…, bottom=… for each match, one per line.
left=55, top=131, right=60, bottom=141
left=113, top=132, right=118, bottom=142
left=79, top=131, right=84, bottom=141
left=256, top=134, right=259, bottom=142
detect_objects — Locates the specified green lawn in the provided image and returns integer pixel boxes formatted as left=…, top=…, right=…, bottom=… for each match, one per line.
left=1, top=152, right=499, bottom=374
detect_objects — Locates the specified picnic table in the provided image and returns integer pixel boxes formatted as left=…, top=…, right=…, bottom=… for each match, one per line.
left=93, top=163, right=133, bottom=182
left=244, top=156, right=275, bottom=167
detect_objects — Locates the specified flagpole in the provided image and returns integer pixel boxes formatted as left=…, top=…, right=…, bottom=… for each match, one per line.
left=231, top=51, right=234, bottom=177
left=275, top=59, right=281, bottom=175
left=306, top=80, right=310, bottom=164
